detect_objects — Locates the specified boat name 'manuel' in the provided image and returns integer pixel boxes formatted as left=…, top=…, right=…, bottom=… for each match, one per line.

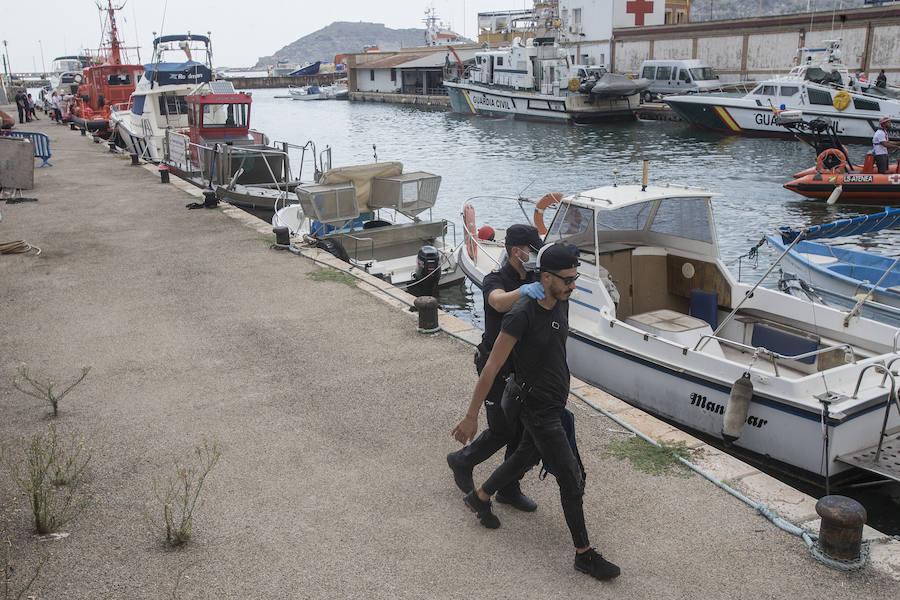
left=689, top=392, right=768, bottom=429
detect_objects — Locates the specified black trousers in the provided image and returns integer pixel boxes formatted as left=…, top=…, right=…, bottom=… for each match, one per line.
left=451, top=355, right=523, bottom=496
left=16, top=104, right=25, bottom=123
left=482, top=404, right=590, bottom=549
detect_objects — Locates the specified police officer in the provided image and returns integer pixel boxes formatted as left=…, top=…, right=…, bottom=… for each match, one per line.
left=452, top=243, right=621, bottom=582
left=447, top=224, right=545, bottom=519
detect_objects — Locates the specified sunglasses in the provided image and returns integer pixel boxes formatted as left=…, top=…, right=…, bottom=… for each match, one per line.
left=546, top=271, right=580, bottom=285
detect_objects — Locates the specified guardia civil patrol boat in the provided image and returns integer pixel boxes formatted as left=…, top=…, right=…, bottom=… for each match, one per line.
left=666, top=41, right=900, bottom=143
left=456, top=172, right=900, bottom=485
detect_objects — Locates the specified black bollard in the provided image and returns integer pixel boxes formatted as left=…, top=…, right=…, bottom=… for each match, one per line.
left=273, top=226, right=290, bottom=248
left=815, top=495, right=866, bottom=561
left=108, top=141, right=117, bottom=153
left=80, top=128, right=86, bottom=136
left=130, top=153, right=139, bottom=165
left=414, top=296, right=439, bottom=334
left=69, top=122, right=76, bottom=130
left=202, top=190, right=219, bottom=208
left=158, top=164, right=170, bottom=184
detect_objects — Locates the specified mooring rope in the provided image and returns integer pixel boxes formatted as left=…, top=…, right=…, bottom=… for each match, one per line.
left=0, top=240, right=41, bottom=255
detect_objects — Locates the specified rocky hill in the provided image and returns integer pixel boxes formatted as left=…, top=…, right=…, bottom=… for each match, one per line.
left=255, top=21, right=434, bottom=68
left=690, top=0, right=868, bottom=21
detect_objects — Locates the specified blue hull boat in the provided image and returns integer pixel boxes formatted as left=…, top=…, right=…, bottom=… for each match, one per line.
left=289, top=61, right=321, bottom=76
left=766, top=208, right=900, bottom=326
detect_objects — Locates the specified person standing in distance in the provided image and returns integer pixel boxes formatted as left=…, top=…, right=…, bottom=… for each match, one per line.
left=873, top=116, right=900, bottom=174
left=447, top=224, right=545, bottom=517
left=452, top=243, right=621, bottom=582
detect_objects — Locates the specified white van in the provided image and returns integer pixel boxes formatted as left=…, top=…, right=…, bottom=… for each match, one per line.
left=639, top=59, right=721, bottom=101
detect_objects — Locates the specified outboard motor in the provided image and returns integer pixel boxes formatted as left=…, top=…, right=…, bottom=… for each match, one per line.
left=409, top=245, right=441, bottom=297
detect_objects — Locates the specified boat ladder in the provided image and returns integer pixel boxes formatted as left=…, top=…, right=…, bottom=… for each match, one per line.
left=835, top=363, right=900, bottom=483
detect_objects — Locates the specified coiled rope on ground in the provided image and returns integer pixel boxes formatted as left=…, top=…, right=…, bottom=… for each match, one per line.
left=0, top=240, right=41, bottom=255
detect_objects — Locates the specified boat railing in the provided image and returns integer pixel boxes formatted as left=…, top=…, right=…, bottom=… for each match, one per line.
left=109, top=99, right=133, bottom=113
left=338, top=232, right=376, bottom=263
left=850, top=363, right=899, bottom=463
left=892, top=329, right=900, bottom=353
left=691, top=334, right=857, bottom=377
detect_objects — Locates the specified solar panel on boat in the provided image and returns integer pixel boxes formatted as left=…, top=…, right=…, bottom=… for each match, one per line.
left=210, top=80, right=236, bottom=94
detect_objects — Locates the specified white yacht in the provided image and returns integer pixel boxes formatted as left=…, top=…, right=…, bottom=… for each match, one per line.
left=665, top=41, right=900, bottom=143
left=110, top=34, right=214, bottom=162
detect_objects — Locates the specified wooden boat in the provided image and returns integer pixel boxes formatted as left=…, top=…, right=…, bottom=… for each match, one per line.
left=767, top=208, right=900, bottom=326
left=456, top=179, right=900, bottom=484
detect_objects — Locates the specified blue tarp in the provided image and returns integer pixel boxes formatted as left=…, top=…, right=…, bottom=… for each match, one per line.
left=142, top=61, right=211, bottom=87
left=777, top=208, right=900, bottom=243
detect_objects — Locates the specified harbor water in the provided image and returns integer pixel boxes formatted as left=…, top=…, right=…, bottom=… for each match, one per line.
left=247, top=88, right=900, bottom=532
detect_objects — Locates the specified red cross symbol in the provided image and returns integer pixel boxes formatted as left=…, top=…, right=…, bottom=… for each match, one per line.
left=627, top=0, right=655, bottom=26
left=889, top=174, right=900, bottom=184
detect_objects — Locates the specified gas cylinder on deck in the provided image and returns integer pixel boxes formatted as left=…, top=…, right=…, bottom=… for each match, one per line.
left=409, top=245, right=441, bottom=297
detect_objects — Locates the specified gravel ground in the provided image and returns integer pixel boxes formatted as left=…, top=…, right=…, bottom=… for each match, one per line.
left=0, top=113, right=896, bottom=599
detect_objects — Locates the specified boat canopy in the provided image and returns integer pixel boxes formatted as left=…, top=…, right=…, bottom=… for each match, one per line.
left=777, top=208, right=900, bottom=243
left=143, top=61, right=212, bottom=86
left=154, top=34, right=210, bottom=46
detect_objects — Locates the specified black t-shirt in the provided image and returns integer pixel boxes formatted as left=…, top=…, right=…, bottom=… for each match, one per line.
left=500, top=296, right=570, bottom=408
left=480, top=261, right=535, bottom=353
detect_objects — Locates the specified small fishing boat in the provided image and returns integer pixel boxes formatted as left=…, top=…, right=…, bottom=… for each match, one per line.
left=288, top=85, right=327, bottom=101
left=272, top=162, right=462, bottom=294
left=456, top=170, right=900, bottom=484
left=766, top=208, right=900, bottom=326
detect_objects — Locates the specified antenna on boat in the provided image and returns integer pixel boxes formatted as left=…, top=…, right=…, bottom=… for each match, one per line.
left=612, top=168, right=618, bottom=187
left=372, top=144, right=377, bottom=162
left=641, top=160, right=649, bottom=191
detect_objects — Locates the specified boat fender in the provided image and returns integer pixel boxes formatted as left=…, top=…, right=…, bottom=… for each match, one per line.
left=816, top=148, right=849, bottom=173
left=722, top=372, right=753, bottom=445
left=463, top=202, right=478, bottom=261
left=533, top=193, right=563, bottom=235
left=568, top=78, right=580, bottom=92
left=832, top=90, right=851, bottom=111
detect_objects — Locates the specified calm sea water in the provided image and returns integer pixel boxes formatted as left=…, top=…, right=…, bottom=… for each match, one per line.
left=247, top=88, right=900, bottom=533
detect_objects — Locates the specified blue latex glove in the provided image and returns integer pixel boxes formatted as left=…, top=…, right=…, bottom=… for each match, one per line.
left=519, top=282, right=545, bottom=300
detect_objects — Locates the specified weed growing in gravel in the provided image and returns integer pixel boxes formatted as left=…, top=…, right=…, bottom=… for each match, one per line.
left=1, top=513, right=49, bottom=600
left=151, top=438, right=221, bottom=547
left=307, top=267, right=357, bottom=286
left=601, top=436, right=696, bottom=478
left=1, top=424, right=93, bottom=534
left=12, top=364, right=91, bottom=417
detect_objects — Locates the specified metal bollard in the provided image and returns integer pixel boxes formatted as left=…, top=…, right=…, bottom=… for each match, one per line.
left=130, top=153, right=139, bottom=165
left=108, top=141, right=117, bottom=153
left=272, top=226, right=290, bottom=248
left=202, top=190, right=219, bottom=208
left=80, top=128, right=86, bottom=136
left=414, top=296, right=439, bottom=334
left=158, top=164, right=170, bottom=184
left=815, top=495, right=866, bottom=561
left=69, top=122, right=76, bottom=130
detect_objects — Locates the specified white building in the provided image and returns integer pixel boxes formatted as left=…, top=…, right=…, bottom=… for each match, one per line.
left=553, top=1, right=665, bottom=67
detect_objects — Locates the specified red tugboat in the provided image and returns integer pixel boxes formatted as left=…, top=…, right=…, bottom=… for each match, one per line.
left=70, top=1, right=143, bottom=136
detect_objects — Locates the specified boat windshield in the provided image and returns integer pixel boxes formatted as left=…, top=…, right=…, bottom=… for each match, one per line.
left=690, top=67, right=716, bottom=81
left=203, top=103, right=248, bottom=128
left=546, top=204, right=597, bottom=264
left=649, top=197, right=714, bottom=243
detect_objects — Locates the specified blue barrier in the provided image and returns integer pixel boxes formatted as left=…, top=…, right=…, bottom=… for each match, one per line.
left=0, top=131, right=53, bottom=167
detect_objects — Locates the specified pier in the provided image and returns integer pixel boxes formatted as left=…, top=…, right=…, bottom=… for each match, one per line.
left=1, top=111, right=898, bottom=596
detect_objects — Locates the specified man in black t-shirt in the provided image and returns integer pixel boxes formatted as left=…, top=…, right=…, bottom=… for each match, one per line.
left=447, top=224, right=544, bottom=514
left=451, top=243, right=621, bottom=582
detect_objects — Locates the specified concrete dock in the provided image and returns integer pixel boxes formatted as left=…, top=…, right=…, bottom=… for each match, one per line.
left=1, top=113, right=898, bottom=598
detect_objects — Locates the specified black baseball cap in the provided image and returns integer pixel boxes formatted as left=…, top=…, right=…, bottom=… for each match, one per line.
left=528, top=243, right=580, bottom=272
left=505, top=224, right=543, bottom=251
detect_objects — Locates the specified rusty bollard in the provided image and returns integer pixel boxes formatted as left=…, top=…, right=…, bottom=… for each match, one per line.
left=414, top=296, right=439, bottom=334
left=815, top=495, right=866, bottom=561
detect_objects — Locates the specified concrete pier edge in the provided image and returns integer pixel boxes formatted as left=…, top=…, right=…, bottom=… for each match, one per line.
left=132, top=134, right=900, bottom=580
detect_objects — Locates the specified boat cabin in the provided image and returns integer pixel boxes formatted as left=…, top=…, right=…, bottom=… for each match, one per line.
left=185, top=89, right=252, bottom=145
left=468, top=37, right=570, bottom=94
left=77, top=64, right=143, bottom=116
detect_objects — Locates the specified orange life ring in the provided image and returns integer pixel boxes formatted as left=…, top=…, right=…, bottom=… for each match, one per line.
left=816, top=148, right=849, bottom=173
left=463, top=202, right=477, bottom=261
left=533, top=193, right=563, bottom=235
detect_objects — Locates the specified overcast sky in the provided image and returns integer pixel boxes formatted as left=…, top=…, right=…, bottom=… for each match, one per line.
left=1, top=1, right=532, bottom=71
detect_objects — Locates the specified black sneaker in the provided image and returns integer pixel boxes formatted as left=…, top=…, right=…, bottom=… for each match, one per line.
left=463, top=490, right=500, bottom=529
left=495, top=490, right=537, bottom=512
left=574, top=548, right=620, bottom=581
left=446, top=452, right=474, bottom=494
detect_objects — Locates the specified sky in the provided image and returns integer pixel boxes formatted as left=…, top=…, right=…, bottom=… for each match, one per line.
left=1, top=0, right=533, bottom=71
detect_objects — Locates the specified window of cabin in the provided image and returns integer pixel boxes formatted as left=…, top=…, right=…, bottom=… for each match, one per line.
left=370, top=70, right=375, bottom=81
left=807, top=88, right=832, bottom=105
left=780, top=86, right=800, bottom=97
left=390, top=68, right=396, bottom=82
left=496, top=57, right=504, bottom=66
left=853, top=97, right=880, bottom=111
left=107, top=73, right=132, bottom=86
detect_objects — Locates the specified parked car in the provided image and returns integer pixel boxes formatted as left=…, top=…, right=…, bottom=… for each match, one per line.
left=639, top=59, right=721, bottom=101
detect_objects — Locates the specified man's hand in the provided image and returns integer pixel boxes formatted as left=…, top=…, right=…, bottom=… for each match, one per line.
left=519, top=282, right=545, bottom=300
left=452, top=414, right=478, bottom=444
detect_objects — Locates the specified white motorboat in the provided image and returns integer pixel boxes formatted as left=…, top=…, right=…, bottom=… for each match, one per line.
left=665, top=41, right=900, bottom=143
left=288, top=85, right=327, bottom=101
left=109, top=33, right=215, bottom=162
left=444, top=36, right=645, bottom=124
left=457, top=180, right=900, bottom=484
left=272, top=162, right=462, bottom=294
